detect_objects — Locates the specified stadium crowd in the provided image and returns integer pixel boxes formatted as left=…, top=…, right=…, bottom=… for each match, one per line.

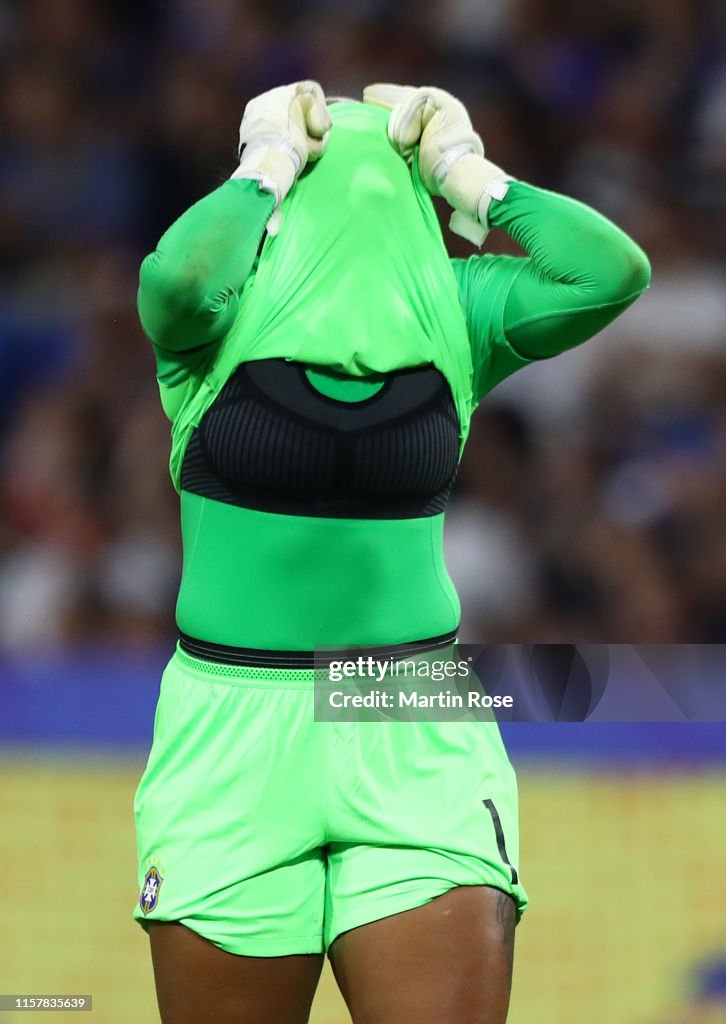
left=0, top=0, right=724, bottom=649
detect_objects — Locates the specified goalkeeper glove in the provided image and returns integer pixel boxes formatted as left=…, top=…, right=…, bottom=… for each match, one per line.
left=232, top=81, right=332, bottom=232
left=363, top=83, right=513, bottom=246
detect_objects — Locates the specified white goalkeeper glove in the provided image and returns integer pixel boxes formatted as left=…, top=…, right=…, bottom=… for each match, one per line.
left=232, top=80, right=332, bottom=231
left=363, top=83, right=513, bottom=246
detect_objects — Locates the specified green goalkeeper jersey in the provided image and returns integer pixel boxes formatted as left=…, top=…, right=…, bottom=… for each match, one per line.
left=137, top=102, right=650, bottom=650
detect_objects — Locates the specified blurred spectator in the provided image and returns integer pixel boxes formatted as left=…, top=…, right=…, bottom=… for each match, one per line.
left=0, top=0, right=724, bottom=649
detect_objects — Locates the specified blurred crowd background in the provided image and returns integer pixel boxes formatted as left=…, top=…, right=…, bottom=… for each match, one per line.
left=0, top=0, right=725, bottom=649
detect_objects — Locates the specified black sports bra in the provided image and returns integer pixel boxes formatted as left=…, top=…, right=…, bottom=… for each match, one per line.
left=181, top=358, right=460, bottom=519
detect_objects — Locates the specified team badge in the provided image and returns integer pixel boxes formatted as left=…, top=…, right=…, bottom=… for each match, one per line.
left=139, top=865, right=164, bottom=915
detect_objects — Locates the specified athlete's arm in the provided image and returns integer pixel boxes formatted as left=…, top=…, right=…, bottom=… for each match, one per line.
left=452, top=181, right=652, bottom=399
left=363, top=83, right=650, bottom=397
left=137, top=181, right=274, bottom=384
left=138, top=80, right=330, bottom=387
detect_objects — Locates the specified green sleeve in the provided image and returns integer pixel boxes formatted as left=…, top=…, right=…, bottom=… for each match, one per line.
left=137, top=178, right=275, bottom=386
left=451, top=181, right=652, bottom=403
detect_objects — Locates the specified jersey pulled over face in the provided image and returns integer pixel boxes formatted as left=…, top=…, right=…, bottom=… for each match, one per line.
left=212, top=101, right=474, bottom=446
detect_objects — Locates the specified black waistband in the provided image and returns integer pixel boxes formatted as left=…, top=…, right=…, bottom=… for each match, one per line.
left=178, top=629, right=459, bottom=669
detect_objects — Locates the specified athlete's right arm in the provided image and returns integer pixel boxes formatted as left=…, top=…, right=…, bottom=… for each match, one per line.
left=137, top=181, right=275, bottom=384
left=138, top=81, right=331, bottom=386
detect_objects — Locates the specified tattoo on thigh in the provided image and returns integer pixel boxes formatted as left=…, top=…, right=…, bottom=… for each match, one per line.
left=494, top=889, right=516, bottom=951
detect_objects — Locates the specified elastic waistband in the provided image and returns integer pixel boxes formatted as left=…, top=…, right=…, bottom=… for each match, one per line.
left=177, top=629, right=459, bottom=670
left=174, top=644, right=326, bottom=684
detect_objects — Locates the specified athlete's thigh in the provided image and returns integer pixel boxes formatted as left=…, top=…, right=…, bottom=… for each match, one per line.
left=329, top=885, right=516, bottom=1024
left=149, top=923, right=324, bottom=1024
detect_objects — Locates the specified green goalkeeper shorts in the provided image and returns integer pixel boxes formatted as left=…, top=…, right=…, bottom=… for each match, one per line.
left=133, top=645, right=527, bottom=955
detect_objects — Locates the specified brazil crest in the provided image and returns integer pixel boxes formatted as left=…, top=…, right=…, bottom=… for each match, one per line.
left=139, top=865, right=164, bottom=915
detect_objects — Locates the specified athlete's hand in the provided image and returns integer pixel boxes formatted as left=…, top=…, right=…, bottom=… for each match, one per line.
left=232, top=81, right=332, bottom=209
left=363, top=83, right=513, bottom=246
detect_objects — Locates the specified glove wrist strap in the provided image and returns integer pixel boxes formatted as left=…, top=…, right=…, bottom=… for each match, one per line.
left=231, top=145, right=300, bottom=209
left=444, top=154, right=514, bottom=246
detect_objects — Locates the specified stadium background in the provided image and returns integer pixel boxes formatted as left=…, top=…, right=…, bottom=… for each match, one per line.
left=0, top=1, right=724, bottom=1022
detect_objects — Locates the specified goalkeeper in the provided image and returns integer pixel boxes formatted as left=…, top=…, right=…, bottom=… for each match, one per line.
left=133, top=81, right=650, bottom=1024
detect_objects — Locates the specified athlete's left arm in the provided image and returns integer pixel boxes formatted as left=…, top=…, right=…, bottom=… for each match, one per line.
left=451, top=181, right=652, bottom=400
